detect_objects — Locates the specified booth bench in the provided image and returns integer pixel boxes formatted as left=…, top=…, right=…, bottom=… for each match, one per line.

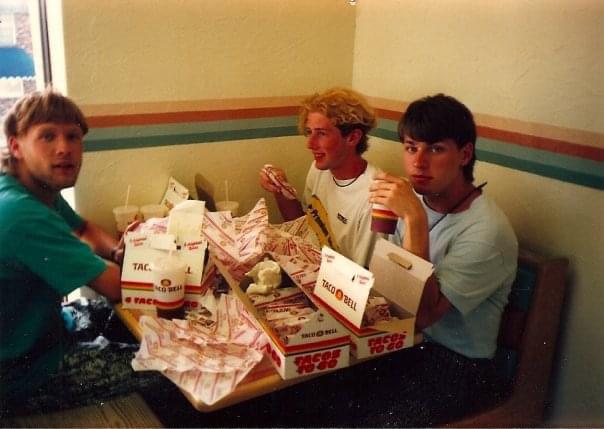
left=446, top=248, right=569, bottom=427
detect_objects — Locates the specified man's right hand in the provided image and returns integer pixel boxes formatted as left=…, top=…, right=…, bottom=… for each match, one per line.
left=259, top=164, right=304, bottom=221
left=259, top=165, right=288, bottom=194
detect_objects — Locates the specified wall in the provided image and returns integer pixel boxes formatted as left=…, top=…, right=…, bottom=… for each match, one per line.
left=61, top=0, right=355, bottom=103
left=52, top=0, right=355, bottom=230
left=352, top=1, right=603, bottom=426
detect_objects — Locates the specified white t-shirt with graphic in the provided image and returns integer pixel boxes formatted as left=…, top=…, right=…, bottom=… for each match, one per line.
left=303, top=162, right=380, bottom=267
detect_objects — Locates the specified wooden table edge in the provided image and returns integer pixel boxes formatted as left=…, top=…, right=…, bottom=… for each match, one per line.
left=114, top=303, right=319, bottom=412
left=113, top=303, right=422, bottom=413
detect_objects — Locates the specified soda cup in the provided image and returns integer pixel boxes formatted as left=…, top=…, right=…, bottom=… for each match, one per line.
left=371, top=203, right=398, bottom=234
left=215, top=200, right=240, bottom=217
left=150, top=254, right=186, bottom=319
left=140, top=204, right=167, bottom=221
left=113, top=205, right=139, bottom=235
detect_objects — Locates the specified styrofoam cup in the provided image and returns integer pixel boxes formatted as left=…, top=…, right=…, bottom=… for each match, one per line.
left=140, top=204, right=167, bottom=221
left=216, top=200, right=240, bottom=217
left=150, top=254, right=186, bottom=319
left=112, top=205, right=139, bottom=232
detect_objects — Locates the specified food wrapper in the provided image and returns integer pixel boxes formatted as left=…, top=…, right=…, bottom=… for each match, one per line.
left=363, top=295, right=392, bottom=325
left=245, top=258, right=282, bottom=295
left=202, top=198, right=321, bottom=282
left=131, top=293, right=267, bottom=406
left=247, top=286, right=306, bottom=308
left=261, top=164, right=298, bottom=200
left=131, top=198, right=321, bottom=288
left=271, top=315, right=311, bottom=339
left=264, top=305, right=314, bottom=321
left=130, top=198, right=325, bottom=401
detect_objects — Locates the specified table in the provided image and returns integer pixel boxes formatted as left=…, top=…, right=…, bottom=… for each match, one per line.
left=115, top=256, right=421, bottom=413
left=115, top=303, right=327, bottom=412
left=116, top=303, right=421, bottom=413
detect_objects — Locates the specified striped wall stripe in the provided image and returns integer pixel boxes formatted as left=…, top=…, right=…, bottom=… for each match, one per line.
left=82, top=103, right=604, bottom=190
left=86, top=125, right=299, bottom=151
left=87, top=106, right=300, bottom=127
left=85, top=116, right=299, bottom=151
left=375, top=116, right=603, bottom=189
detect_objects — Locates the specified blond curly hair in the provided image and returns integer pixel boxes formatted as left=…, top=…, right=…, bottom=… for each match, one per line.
left=298, top=87, right=377, bottom=154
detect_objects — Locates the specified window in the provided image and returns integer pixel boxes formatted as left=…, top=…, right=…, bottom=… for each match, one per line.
left=1, top=0, right=49, bottom=146
left=0, top=1, right=74, bottom=207
left=0, top=13, right=17, bottom=45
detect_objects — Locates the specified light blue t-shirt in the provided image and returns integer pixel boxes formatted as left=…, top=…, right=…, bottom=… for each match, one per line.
left=392, top=194, right=518, bottom=359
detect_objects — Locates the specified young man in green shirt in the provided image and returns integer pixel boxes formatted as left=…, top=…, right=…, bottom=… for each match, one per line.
left=0, top=89, right=160, bottom=416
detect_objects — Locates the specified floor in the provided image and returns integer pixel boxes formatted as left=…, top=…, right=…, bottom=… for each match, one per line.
left=2, top=393, right=162, bottom=428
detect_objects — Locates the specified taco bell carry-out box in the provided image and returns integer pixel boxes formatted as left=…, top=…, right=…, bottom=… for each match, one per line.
left=313, top=240, right=433, bottom=359
left=218, top=258, right=351, bottom=380
left=121, top=201, right=207, bottom=310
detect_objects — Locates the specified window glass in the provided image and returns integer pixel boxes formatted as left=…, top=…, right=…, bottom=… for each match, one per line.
left=1, top=0, right=47, bottom=146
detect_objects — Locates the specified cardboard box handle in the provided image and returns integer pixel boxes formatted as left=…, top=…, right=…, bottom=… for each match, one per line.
left=387, top=252, right=413, bottom=270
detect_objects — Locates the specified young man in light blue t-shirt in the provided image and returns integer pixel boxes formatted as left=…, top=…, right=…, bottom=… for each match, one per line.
left=365, top=93, right=518, bottom=425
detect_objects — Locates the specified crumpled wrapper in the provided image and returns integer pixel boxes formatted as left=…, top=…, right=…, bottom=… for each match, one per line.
left=202, top=198, right=322, bottom=284
left=131, top=198, right=324, bottom=405
left=261, top=164, right=298, bottom=200
left=131, top=293, right=267, bottom=405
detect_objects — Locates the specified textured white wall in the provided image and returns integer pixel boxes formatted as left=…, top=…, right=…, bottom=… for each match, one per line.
left=352, top=0, right=604, bottom=133
left=52, top=0, right=355, bottom=227
left=59, top=0, right=355, bottom=103
left=352, top=1, right=604, bottom=426
left=77, top=137, right=312, bottom=232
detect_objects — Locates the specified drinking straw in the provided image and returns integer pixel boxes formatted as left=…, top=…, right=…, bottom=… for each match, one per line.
left=225, top=180, right=230, bottom=203
left=125, top=184, right=131, bottom=207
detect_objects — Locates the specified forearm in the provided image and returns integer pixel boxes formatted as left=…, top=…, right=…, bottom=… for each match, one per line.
left=88, top=262, right=122, bottom=302
left=415, top=275, right=451, bottom=329
left=401, top=213, right=430, bottom=260
left=78, top=221, right=119, bottom=260
left=275, top=193, right=305, bottom=221
left=400, top=211, right=450, bottom=329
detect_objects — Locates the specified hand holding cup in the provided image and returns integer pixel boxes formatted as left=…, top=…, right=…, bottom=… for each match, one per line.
left=369, top=172, right=424, bottom=227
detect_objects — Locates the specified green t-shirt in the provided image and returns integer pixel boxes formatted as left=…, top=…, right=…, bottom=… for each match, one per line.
left=0, top=174, right=106, bottom=399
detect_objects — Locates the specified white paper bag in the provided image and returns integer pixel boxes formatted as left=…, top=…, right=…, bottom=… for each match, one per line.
left=313, top=246, right=374, bottom=328
left=121, top=201, right=208, bottom=310
left=161, top=176, right=190, bottom=212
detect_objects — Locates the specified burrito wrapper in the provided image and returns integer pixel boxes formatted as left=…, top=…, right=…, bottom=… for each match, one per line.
left=202, top=198, right=321, bottom=282
left=131, top=293, right=267, bottom=406
left=133, top=198, right=320, bottom=284
left=130, top=198, right=324, bottom=405
left=262, top=164, right=298, bottom=200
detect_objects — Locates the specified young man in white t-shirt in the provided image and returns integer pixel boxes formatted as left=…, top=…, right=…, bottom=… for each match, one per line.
left=259, top=87, right=379, bottom=266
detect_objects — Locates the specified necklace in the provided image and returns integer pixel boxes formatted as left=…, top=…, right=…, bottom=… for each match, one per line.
left=428, top=182, right=487, bottom=232
left=332, top=174, right=362, bottom=188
